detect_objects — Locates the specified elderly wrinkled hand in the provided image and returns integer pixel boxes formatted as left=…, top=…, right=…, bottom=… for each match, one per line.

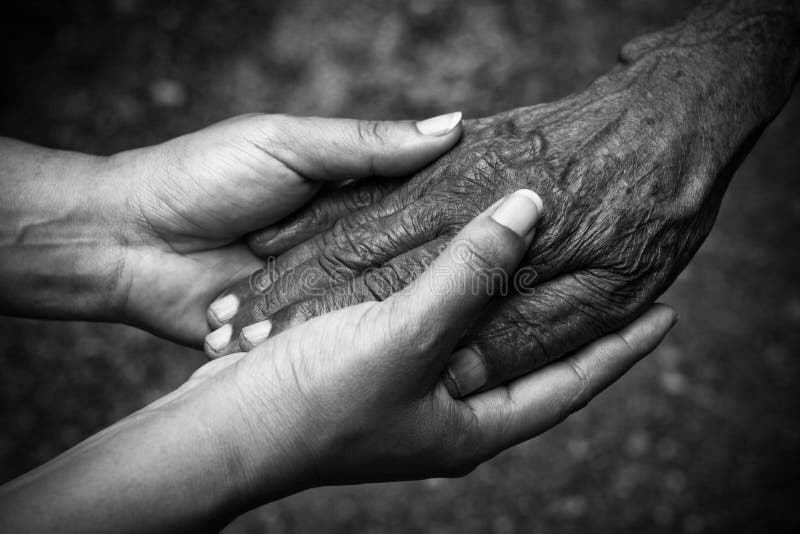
left=193, top=192, right=676, bottom=497
left=207, top=1, right=798, bottom=396
left=0, top=190, right=677, bottom=533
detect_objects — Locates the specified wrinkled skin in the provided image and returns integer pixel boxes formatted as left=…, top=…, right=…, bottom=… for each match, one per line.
left=212, top=0, right=799, bottom=394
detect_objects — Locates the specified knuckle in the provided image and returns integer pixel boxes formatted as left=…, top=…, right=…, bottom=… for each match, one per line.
left=293, top=298, right=326, bottom=321
left=304, top=199, right=334, bottom=227
left=609, top=330, right=639, bottom=357
left=250, top=112, right=282, bottom=137
left=361, top=265, right=405, bottom=301
left=341, top=185, right=380, bottom=212
left=271, top=299, right=322, bottom=331
left=355, top=119, right=387, bottom=146
left=324, top=218, right=351, bottom=246
left=563, top=355, right=592, bottom=412
left=252, top=113, right=292, bottom=148
left=316, top=247, right=356, bottom=283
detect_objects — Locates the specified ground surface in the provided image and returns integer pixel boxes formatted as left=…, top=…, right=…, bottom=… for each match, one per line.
left=1, top=1, right=799, bottom=532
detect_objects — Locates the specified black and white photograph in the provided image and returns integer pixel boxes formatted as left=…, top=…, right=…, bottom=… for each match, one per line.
left=1, top=0, right=798, bottom=532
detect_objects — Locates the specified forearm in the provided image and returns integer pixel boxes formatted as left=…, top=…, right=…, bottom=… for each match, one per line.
left=0, top=138, right=127, bottom=320
left=0, top=409, right=232, bottom=532
left=0, top=363, right=298, bottom=534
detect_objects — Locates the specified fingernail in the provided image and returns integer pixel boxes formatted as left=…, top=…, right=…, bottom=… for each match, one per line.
left=416, top=111, right=462, bottom=136
left=205, top=324, right=232, bottom=353
left=209, top=294, right=239, bottom=324
left=491, top=189, right=543, bottom=236
left=241, top=320, right=273, bottom=347
left=445, top=348, right=488, bottom=397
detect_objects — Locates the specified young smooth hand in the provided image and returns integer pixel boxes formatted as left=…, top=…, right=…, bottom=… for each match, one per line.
left=0, top=112, right=462, bottom=345
left=0, top=190, right=677, bottom=533
left=214, top=190, right=677, bottom=495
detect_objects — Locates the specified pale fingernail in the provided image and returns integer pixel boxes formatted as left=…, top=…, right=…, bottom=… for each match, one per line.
left=209, top=294, right=239, bottom=323
left=241, top=320, right=273, bottom=347
left=205, top=324, right=232, bottom=353
left=445, top=347, right=488, bottom=397
left=490, top=189, right=543, bottom=237
left=416, top=111, right=462, bottom=136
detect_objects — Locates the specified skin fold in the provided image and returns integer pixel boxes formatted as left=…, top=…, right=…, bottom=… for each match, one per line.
left=211, top=0, right=800, bottom=394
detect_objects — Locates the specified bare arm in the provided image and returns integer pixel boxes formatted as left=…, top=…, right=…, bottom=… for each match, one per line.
left=0, top=138, right=126, bottom=320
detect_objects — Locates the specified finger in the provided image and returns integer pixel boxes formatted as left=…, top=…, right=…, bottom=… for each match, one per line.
left=211, top=237, right=446, bottom=356
left=210, top=189, right=543, bottom=358
left=463, top=304, right=676, bottom=456
left=206, top=262, right=271, bottom=330
left=384, top=190, right=544, bottom=360
left=443, top=269, right=647, bottom=398
left=252, top=202, right=444, bottom=318
left=250, top=182, right=414, bottom=282
left=207, top=186, right=411, bottom=330
left=259, top=112, right=463, bottom=181
left=205, top=276, right=278, bottom=357
left=250, top=239, right=448, bottom=344
left=248, top=179, right=402, bottom=257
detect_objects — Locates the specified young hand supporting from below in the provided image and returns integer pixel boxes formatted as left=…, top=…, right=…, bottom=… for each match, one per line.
left=0, top=191, right=676, bottom=533
left=0, top=111, right=463, bottom=345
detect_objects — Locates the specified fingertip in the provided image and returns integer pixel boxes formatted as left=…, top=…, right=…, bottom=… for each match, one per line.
left=444, top=347, right=488, bottom=398
left=239, top=320, right=273, bottom=350
left=415, top=111, right=463, bottom=137
left=644, top=302, right=679, bottom=333
left=247, top=228, right=279, bottom=257
left=489, top=189, right=543, bottom=237
left=618, top=303, right=678, bottom=357
left=514, top=189, right=544, bottom=214
left=205, top=324, right=234, bottom=359
left=208, top=294, right=239, bottom=327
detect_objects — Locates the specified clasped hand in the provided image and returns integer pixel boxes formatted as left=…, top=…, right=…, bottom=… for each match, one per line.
left=106, top=111, right=674, bottom=492
left=0, top=111, right=675, bottom=533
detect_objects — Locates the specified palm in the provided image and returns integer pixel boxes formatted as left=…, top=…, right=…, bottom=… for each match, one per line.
left=125, top=117, right=320, bottom=343
left=137, top=116, right=317, bottom=251
left=121, top=112, right=463, bottom=347
left=123, top=241, right=260, bottom=345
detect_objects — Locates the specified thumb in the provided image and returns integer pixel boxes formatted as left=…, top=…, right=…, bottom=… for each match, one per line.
left=259, top=112, right=463, bottom=180
left=383, top=189, right=544, bottom=362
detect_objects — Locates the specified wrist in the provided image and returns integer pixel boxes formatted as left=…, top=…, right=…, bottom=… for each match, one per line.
left=143, top=376, right=259, bottom=524
left=0, top=139, right=131, bottom=321
left=601, top=0, right=799, bottom=191
left=619, top=0, right=799, bottom=114
left=223, top=353, right=322, bottom=505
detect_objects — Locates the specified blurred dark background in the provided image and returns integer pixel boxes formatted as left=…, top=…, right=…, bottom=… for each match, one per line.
left=1, top=1, right=799, bottom=532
